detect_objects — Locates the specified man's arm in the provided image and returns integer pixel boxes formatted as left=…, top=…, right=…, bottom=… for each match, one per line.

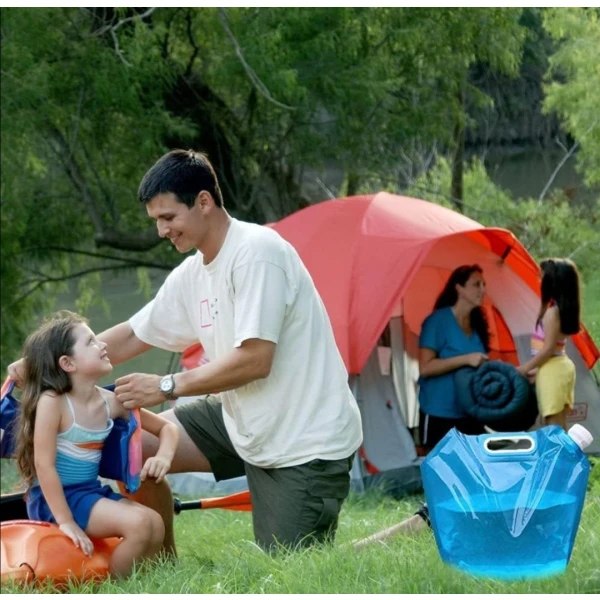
left=6, top=321, right=151, bottom=387
left=98, top=321, right=152, bottom=366
left=114, top=338, right=276, bottom=410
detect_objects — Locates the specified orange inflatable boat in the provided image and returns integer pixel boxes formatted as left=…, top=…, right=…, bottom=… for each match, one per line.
left=1, top=520, right=121, bottom=586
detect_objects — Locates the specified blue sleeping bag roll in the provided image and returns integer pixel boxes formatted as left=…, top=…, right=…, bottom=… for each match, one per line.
left=454, top=360, right=538, bottom=431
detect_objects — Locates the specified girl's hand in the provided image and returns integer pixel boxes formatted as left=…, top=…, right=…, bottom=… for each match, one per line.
left=59, top=521, right=94, bottom=556
left=517, top=365, right=537, bottom=382
left=141, top=456, right=171, bottom=483
left=7, top=358, right=26, bottom=388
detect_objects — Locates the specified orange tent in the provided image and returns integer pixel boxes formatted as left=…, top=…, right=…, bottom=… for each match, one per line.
left=270, top=192, right=598, bottom=374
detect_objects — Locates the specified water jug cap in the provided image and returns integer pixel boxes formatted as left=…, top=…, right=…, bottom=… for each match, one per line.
left=568, top=424, right=593, bottom=450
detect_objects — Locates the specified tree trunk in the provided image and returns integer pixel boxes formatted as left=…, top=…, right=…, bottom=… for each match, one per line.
left=450, top=87, right=465, bottom=212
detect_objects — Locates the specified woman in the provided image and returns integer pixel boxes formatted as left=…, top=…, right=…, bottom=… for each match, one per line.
left=418, top=264, right=490, bottom=451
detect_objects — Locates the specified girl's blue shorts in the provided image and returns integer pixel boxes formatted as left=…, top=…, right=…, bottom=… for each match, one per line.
left=26, top=479, right=124, bottom=530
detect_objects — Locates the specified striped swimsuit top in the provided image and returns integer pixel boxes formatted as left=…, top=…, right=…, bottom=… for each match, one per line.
left=530, top=302, right=566, bottom=358
left=55, top=392, right=114, bottom=486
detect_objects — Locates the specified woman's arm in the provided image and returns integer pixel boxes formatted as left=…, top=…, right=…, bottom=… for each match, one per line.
left=138, top=409, right=180, bottom=483
left=419, top=347, right=488, bottom=378
left=34, top=394, right=94, bottom=555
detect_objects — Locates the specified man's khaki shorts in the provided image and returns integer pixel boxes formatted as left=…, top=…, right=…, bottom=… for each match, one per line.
left=174, top=396, right=354, bottom=551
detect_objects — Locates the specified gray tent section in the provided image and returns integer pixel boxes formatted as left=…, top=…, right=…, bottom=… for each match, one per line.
left=349, top=317, right=422, bottom=498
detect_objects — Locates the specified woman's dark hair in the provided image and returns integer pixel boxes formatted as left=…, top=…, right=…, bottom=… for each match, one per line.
left=538, top=258, right=581, bottom=335
left=434, top=264, right=490, bottom=351
left=138, top=149, right=224, bottom=208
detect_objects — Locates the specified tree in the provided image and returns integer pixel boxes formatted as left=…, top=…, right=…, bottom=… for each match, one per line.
left=1, top=7, right=531, bottom=365
left=542, top=8, right=600, bottom=187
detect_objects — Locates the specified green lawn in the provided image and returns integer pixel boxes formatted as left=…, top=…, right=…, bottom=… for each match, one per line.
left=2, top=277, right=599, bottom=593
left=2, top=458, right=599, bottom=594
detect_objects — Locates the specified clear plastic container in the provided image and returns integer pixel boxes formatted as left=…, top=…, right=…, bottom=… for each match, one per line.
left=421, top=425, right=592, bottom=579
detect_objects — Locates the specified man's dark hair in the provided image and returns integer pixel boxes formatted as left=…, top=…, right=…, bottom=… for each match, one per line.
left=138, top=149, right=224, bottom=208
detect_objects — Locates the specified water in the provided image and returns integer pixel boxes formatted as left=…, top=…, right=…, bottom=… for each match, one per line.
left=484, top=146, right=597, bottom=207
left=57, top=271, right=176, bottom=388
left=433, top=491, right=580, bottom=580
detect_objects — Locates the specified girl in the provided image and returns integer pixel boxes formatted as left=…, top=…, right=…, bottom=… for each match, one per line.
left=14, top=310, right=179, bottom=578
left=418, top=264, right=490, bottom=450
left=517, top=258, right=581, bottom=430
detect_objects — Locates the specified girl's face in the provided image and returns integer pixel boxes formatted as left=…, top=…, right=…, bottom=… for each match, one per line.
left=66, top=323, right=113, bottom=378
left=457, top=271, right=486, bottom=307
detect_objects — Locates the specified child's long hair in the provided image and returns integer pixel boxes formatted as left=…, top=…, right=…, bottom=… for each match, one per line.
left=434, top=264, right=490, bottom=352
left=538, top=258, right=581, bottom=335
left=15, top=311, right=88, bottom=488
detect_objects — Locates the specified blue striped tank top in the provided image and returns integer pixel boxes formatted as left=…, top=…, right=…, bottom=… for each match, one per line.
left=54, top=392, right=114, bottom=485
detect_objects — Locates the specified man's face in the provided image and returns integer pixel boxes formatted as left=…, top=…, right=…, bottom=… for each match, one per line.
left=146, top=192, right=204, bottom=253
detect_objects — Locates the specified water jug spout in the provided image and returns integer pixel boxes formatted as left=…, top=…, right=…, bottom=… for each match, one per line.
left=568, top=424, right=593, bottom=451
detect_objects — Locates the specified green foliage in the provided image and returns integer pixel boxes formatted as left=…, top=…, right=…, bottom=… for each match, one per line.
left=405, top=155, right=599, bottom=284
left=542, top=8, right=600, bottom=186
left=1, top=476, right=599, bottom=593
left=1, top=7, right=594, bottom=368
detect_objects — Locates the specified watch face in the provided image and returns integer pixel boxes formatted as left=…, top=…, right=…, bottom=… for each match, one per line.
left=160, top=376, right=173, bottom=393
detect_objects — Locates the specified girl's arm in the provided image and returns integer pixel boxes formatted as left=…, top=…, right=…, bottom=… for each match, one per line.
left=517, top=306, right=563, bottom=376
left=138, top=409, right=179, bottom=483
left=34, top=393, right=94, bottom=556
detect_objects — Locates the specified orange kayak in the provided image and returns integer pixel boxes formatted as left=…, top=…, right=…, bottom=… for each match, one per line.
left=1, top=520, right=120, bottom=586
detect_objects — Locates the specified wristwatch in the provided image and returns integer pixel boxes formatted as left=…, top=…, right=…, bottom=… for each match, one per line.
left=159, top=374, right=177, bottom=400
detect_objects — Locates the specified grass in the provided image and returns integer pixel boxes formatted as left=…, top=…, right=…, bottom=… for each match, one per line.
left=2, top=274, right=599, bottom=593
left=2, top=459, right=600, bottom=594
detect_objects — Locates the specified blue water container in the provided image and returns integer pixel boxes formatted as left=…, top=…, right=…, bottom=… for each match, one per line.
left=421, top=426, right=591, bottom=580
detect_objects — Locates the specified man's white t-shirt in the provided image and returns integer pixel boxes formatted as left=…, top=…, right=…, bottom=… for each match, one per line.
left=129, top=218, right=362, bottom=468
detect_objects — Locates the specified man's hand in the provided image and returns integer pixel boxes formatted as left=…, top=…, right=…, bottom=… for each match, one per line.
left=7, top=358, right=26, bottom=388
left=114, top=373, right=164, bottom=410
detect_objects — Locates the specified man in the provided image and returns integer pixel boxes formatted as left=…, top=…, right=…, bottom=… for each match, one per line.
left=11, top=149, right=362, bottom=554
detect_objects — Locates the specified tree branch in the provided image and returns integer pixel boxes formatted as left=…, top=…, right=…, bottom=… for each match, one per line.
left=10, top=263, right=151, bottom=308
left=538, top=138, right=579, bottom=204
left=94, top=227, right=164, bottom=252
left=12, top=245, right=172, bottom=270
left=218, top=8, right=296, bottom=111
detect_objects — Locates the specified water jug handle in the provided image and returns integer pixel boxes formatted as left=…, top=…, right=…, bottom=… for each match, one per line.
left=483, top=434, right=536, bottom=455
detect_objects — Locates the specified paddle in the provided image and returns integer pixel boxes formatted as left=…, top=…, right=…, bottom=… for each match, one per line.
left=173, top=489, right=252, bottom=513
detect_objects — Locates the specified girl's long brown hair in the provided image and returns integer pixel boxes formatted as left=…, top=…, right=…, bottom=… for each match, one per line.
left=15, top=311, right=87, bottom=488
left=538, top=258, right=581, bottom=335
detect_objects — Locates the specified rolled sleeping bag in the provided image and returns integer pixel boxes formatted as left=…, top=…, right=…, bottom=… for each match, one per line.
left=454, top=360, right=538, bottom=431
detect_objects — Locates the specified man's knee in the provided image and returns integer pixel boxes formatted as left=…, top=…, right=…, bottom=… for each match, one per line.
left=250, top=457, right=352, bottom=552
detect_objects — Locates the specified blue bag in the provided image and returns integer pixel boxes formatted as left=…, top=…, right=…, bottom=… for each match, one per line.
left=421, top=426, right=590, bottom=580
left=0, top=379, right=141, bottom=493
left=99, top=405, right=142, bottom=494
left=0, top=380, right=19, bottom=458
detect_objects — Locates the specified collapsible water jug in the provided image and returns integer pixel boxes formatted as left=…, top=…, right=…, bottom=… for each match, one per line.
left=421, top=425, right=591, bottom=580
